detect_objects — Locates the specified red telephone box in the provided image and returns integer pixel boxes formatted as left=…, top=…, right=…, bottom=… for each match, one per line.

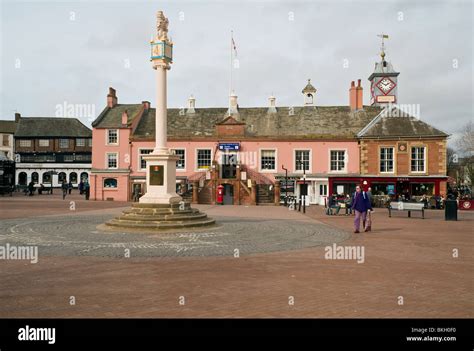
left=217, top=185, right=224, bottom=205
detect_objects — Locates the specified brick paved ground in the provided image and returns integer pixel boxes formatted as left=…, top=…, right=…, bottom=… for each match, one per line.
left=0, top=194, right=472, bottom=317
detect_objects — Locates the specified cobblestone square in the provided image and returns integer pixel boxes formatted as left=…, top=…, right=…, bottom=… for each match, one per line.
left=0, top=193, right=472, bottom=317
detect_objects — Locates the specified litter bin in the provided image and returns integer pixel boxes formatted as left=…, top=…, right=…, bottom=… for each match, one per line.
left=445, top=199, right=458, bottom=221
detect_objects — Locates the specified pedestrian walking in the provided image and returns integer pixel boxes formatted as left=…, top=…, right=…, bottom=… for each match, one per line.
left=61, top=180, right=68, bottom=200
left=351, top=185, right=372, bottom=233
left=68, top=181, right=73, bottom=194
left=78, top=180, right=84, bottom=195
left=27, top=181, right=35, bottom=196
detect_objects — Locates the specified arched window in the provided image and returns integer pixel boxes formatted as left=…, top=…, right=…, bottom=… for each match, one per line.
left=42, top=172, right=51, bottom=184
left=31, top=172, right=39, bottom=184
left=58, top=172, right=67, bottom=183
left=18, top=172, right=27, bottom=185
left=69, top=172, right=78, bottom=183
left=103, top=178, right=117, bottom=188
left=80, top=172, right=89, bottom=181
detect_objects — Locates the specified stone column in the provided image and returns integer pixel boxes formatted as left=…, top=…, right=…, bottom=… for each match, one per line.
left=154, top=64, right=168, bottom=153
left=274, top=181, right=281, bottom=206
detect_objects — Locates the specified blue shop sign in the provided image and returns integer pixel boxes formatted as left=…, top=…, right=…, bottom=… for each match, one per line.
left=218, top=143, right=240, bottom=151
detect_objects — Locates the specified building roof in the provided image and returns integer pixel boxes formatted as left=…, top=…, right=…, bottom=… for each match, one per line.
left=92, top=103, right=385, bottom=140
left=15, top=117, right=92, bottom=138
left=0, top=120, right=18, bottom=134
left=357, top=106, right=448, bottom=138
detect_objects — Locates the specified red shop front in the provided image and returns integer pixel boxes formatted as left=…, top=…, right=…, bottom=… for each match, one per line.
left=328, top=175, right=448, bottom=197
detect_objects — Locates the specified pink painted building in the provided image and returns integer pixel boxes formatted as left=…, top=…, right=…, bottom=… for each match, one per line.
left=90, top=81, right=383, bottom=205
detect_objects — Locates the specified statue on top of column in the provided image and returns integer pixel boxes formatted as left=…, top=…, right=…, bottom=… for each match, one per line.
left=156, top=11, right=169, bottom=41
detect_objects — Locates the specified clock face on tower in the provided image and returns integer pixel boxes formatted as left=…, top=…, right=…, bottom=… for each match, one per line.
left=376, top=77, right=396, bottom=95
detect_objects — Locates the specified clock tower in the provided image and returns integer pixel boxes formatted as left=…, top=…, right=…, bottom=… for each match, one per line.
left=368, top=34, right=399, bottom=106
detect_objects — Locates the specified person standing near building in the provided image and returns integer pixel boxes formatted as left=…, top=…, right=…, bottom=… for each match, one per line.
left=78, top=180, right=84, bottom=195
left=133, top=185, right=141, bottom=202
left=61, top=180, right=68, bottom=200
left=367, top=187, right=373, bottom=207
left=344, top=194, right=353, bottom=215
left=84, top=180, right=90, bottom=200
left=351, top=185, right=372, bottom=233
left=68, top=181, right=73, bottom=194
left=27, top=181, right=35, bottom=196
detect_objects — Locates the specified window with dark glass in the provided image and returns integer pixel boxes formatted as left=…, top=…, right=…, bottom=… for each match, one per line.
left=261, top=150, right=276, bottom=170
left=197, top=149, right=211, bottom=170
left=380, top=147, right=394, bottom=172
left=295, top=150, right=310, bottom=171
left=172, top=149, right=185, bottom=169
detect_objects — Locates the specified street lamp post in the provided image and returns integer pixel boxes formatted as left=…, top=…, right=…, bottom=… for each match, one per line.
left=282, top=165, right=288, bottom=207
left=297, top=159, right=306, bottom=213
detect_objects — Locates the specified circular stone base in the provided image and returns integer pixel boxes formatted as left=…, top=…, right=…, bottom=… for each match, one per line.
left=105, top=202, right=216, bottom=230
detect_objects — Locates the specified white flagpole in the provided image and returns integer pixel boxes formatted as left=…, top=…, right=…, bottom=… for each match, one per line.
left=229, top=30, right=233, bottom=116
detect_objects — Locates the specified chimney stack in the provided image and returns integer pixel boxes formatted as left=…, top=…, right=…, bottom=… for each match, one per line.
left=142, top=101, right=150, bottom=110
left=186, top=95, right=196, bottom=114
left=107, top=87, right=118, bottom=108
left=349, top=79, right=363, bottom=111
left=228, top=91, right=238, bottom=115
left=14, top=113, right=21, bottom=123
left=268, top=95, right=277, bottom=113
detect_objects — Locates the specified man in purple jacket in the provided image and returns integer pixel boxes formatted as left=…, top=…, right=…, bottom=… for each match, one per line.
left=351, top=185, right=373, bottom=233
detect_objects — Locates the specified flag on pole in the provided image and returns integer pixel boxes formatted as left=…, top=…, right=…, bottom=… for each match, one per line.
left=231, top=36, right=237, bottom=57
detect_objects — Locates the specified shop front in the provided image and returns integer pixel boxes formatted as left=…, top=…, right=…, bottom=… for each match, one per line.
left=329, top=175, right=447, bottom=199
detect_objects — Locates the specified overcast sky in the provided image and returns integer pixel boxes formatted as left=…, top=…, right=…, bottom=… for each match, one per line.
left=0, top=0, right=472, bottom=143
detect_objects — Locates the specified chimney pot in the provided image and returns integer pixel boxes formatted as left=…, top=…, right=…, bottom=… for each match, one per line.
left=268, top=95, right=277, bottom=113
left=187, top=95, right=196, bottom=114
left=142, top=101, right=150, bottom=110
left=357, top=79, right=361, bottom=87
left=14, top=113, right=21, bottom=123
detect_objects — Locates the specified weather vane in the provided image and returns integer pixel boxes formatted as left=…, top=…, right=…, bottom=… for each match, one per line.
left=377, top=33, right=389, bottom=59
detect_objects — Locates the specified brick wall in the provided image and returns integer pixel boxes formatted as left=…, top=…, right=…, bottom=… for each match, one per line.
left=360, top=138, right=447, bottom=176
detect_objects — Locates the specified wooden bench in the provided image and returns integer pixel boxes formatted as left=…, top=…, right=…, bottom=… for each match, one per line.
left=388, top=202, right=425, bottom=219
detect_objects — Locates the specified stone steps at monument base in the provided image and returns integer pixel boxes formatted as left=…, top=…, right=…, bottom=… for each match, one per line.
left=115, top=212, right=208, bottom=222
left=106, top=217, right=216, bottom=229
left=123, top=208, right=197, bottom=215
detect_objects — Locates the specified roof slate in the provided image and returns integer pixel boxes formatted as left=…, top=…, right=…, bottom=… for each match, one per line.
left=93, top=104, right=384, bottom=140
left=14, top=117, right=92, bottom=138
left=0, top=120, right=18, bottom=134
left=358, top=107, right=448, bottom=138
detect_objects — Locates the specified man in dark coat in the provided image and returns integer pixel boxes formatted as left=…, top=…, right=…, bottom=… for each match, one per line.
left=351, top=185, right=373, bottom=233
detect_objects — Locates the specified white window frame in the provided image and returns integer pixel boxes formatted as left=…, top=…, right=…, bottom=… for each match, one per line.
left=76, top=138, right=86, bottom=147
left=379, top=146, right=395, bottom=174
left=259, top=148, right=277, bottom=173
left=195, top=148, right=213, bottom=171
left=329, top=149, right=347, bottom=173
left=19, top=139, right=31, bottom=147
left=171, top=148, right=186, bottom=172
left=410, top=146, right=426, bottom=173
left=59, top=138, right=69, bottom=148
left=38, top=139, right=49, bottom=147
left=293, top=149, right=312, bottom=173
left=106, top=152, right=119, bottom=169
left=138, top=148, right=154, bottom=171
left=106, top=129, right=119, bottom=145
